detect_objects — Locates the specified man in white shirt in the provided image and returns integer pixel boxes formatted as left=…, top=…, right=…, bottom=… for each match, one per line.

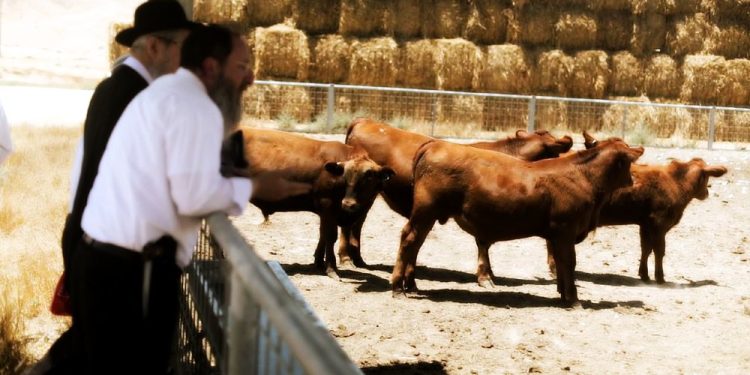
left=0, top=99, right=11, bottom=165
left=72, top=24, right=254, bottom=374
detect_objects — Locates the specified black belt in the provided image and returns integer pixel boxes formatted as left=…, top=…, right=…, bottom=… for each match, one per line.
left=82, top=233, right=141, bottom=262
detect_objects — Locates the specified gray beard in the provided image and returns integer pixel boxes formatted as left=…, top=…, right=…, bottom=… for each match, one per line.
left=209, top=77, right=243, bottom=134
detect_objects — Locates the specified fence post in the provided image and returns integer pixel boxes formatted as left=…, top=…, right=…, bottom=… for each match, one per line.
left=527, top=96, right=536, bottom=132
left=708, top=106, right=716, bottom=150
left=621, top=105, right=628, bottom=139
left=227, top=271, right=260, bottom=375
left=430, top=94, right=437, bottom=136
left=326, top=84, right=335, bottom=131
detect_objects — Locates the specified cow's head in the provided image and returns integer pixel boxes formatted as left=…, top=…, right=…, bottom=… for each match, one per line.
left=516, top=129, right=574, bottom=161
left=324, top=156, right=395, bottom=214
left=578, top=136, right=644, bottom=192
left=671, top=158, right=728, bottom=200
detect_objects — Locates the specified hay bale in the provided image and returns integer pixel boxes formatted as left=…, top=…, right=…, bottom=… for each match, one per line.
left=421, top=0, right=469, bottom=39
left=555, top=11, right=598, bottom=50
left=535, top=100, right=569, bottom=131
left=610, top=51, right=644, bottom=96
left=340, top=0, right=394, bottom=37
left=570, top=50, right=610, bottom=99
left=721, top=59, right=750, bottom=106
left=245, top=85, right=313, bottom=122
left=465, top=0, right=510, bottom=45
left=631, top=13, right=667, bottom=57
left=727, top=111, right=750, bottom=142
left=253, top=24, right=309, bottom=81
left=398, top=40, right=441, bottom=89
left=533, top=49, right=573, bottom=96
left=245, top=0, right=290, bottom=27
left=690, top=110, right=727, bottom=140
left=643, top=54, right=681, bottom=99
left=481, top=44, right=531, bottom=94
left=665, top=13, right=713, bottom=57
left=438, top=96, right=484, bottom=126
left=706, top=24, right=750, bottom=60
left=393, top=0, right=422, bottom=38
left=515, top=5, right=556, bottom=46
left=437, top=39, right=482, bottom=91
left=566, top=101, right=606, bottom=132
left=109, top=23, right=130, bottom=67
left=715, top=0, right=750, bottom=24
left=589, top=0, right=632, bottom=11
left=309, top=35, right=351, bottom=83
left=651, top=100, right=693, bottom=139
left=293, top=0, right=340, bottom=35
left=348, top=37, right=399, bottom=86
left=193, top=0, right=248, bottom=27
left=632, top=0, right=703, bottom=15
left=597, top=12, right=633, bottom=51
left=681, top=54, right=727, bottom=105
left=601, top=96, right=658, bottom=135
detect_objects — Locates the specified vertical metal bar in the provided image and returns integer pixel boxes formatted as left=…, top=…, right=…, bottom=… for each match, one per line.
left=227, top=272, right=260, bottom=375
left=326, top=84, right=334, bottom=131
left=621, top=105, right=628, bottom=139
left=430, top=94, right=437, bottom=136
left=708, top=106, right=716, bottom=150
left=527, top=96, right=536, bottom=132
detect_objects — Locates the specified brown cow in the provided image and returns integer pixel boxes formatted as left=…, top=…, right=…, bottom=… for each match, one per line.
left=392, top=137, right=643, bottom=305
left=339, top=118, right=573, bottom=266
left=235, top=126, right=394, bottom=278
left=547, top=131, right=728, bottom=283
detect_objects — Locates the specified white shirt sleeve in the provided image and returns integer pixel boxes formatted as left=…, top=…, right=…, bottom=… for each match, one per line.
left=0, top=101, right=12, bottom=165
left=163, top=98, right=251, bottom=218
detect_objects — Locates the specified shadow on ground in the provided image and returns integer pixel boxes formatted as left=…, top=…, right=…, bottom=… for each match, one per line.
left=361, top=360, right=447, bottom=375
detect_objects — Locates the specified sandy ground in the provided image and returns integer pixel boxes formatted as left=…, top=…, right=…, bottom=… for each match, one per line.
left=232, top=137, right=750, bottom=374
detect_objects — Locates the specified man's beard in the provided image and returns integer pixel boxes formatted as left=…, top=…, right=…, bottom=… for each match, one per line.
left=209, top=75, right=243, bottom=134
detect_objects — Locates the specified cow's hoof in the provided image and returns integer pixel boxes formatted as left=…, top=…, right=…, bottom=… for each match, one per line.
left=478, top=278, right=495, bottom=288
left=567, top=301, right=583, bottom=310
left=639, top=274, right=651, bottom=282
left=338, top=258, right=355, bottom=269
left=326, top=270, right=340, bottom=281
left=392, top=290, right=407, bottom=299
left=656, top=277, right=666, bottom=285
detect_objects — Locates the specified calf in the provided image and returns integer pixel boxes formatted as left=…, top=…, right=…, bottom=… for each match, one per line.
left=340, top=118, right=573, bottom=266
left=392, top=137, right=643, bottom=305
left=548, top=131, right=728, bottom=283
left=235, top=127, right=393, bottom=278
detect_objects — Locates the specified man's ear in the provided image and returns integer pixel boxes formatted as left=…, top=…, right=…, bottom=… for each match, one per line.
left=200, top=57, right=220, bottom=83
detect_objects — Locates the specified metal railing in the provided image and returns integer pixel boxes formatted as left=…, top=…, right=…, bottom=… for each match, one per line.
left=177, top=213, right=363, bottom=375
left=244, top=80, right=750, bottom=150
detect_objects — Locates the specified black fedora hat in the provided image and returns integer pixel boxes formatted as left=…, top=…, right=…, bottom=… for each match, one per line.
left=115, top=1, right=200, bottom=47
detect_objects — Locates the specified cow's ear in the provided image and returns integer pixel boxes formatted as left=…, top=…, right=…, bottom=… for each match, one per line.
left=324, top=162, right=345, bottom=176
left=582, top=131, right=597, bottom=149
left=515, top=129, right=528, bottom=138
left=549, top=135, right=573, bottom=153
left=379, top=167, right=396, bottom=182
left=704, top=165, right=727, bottom=177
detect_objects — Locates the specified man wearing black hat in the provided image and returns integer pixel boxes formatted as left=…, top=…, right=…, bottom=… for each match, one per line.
left=30, top=1, right=199, bottom=374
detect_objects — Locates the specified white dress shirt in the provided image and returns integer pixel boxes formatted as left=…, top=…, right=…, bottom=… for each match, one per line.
left=82, top=68, right=252, bottom=268
left=68, top=56, right=154, bottom=211
left=0, top=100, right=12, bottom=165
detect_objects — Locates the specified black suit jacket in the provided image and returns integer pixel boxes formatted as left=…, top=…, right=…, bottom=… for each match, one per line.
left=61, top=64, right=149, bottom=274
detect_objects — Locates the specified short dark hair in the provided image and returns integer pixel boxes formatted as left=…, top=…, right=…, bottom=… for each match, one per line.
left=180, top=24, right=236, bottom=71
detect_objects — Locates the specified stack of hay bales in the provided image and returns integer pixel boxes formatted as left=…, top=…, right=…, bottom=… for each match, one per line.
left=481, top=44, right=531, bottom=130
left=292, top=0, right=340, bottom=35
left=665, top=13, right=714, bottom=56
left=721, top=59, right=750, bottom=106
left=309, top=35, right=351, bottom=83
left=631, top=12, right=667, bottom=56
left=597, top=11, right=632, bottom=51
left=510, top=4, right=556, bottom=46
left=535, top=100, right=569, bottom=131
left=652, top=100, right=693, bottom=139
left=631, top=0, right=703, bottom=15
left=339, top=0, right=393, bottom=37
left=705, top=24, right=750, bottom=59
left=438, top=39, right=482, bottom=91
left=601, top=96, right=657, bottom=135
left=348, top=37, right=399, bottom=118
left=398, top=40, right=441, bottom=89
left=438, top=95, right=484, bottom=128
left=555, top=11, right=597, bottom=50
left=569, top=50, right=610, bottom=99
left=252, top=24, right=312, bottom=122
left=533, top=49, right=573, bottom=96
left=680, top=54, right=728, bottom=105
left=193, top=0, right=248, bottom=28
left=245, top=0, right=290, bottom=27
left=393, top=0, right=422, bottom=39
left=422, top=0, right=469, bottom=39
left=109, top=23, right=130, bottom=67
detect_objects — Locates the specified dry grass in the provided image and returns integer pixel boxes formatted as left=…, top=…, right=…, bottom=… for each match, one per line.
left=0, top=126, right=78, bottom=374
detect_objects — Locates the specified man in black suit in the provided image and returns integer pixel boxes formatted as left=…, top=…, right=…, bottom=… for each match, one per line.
left=28, top=2, right=199, bottom=374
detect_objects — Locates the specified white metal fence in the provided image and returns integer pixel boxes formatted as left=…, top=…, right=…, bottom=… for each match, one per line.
left=177, top=214, right=363, bottom=375
left=244, top=80, right=750, bottom=150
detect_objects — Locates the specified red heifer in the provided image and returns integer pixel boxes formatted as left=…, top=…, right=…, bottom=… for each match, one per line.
left=392, top=138, right=643, bottom=305
left=549, top=131, right=727, bottom=283
left=340, top=118, right=573, bottom=266
left=236, top=127, right=393, bottom=278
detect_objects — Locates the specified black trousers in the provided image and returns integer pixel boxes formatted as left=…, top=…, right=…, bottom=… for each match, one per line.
left=69, top=237, right=181, bottom=375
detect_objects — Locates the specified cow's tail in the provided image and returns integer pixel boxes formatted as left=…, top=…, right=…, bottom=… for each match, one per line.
left=412, top=139, right=438, bottom=181
left=345, top=117, right=368, bottom=144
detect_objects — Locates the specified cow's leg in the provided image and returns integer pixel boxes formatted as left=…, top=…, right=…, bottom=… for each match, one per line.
left=546, top=239, right=556, bottom=277
left=320, top=216, right=339, bottom=280
left=476, top=238, right=495, bottom=288
left=550, top=240, right=579, bottom=306
left=392, top=215, right=435, bottom=296
left=638, top=226, right=654, bottom=282
left=337, top=225, right=355, bottom=268
left=337, top=218, right=366, bottom=268
left=653, top=231, right=667, bottom=284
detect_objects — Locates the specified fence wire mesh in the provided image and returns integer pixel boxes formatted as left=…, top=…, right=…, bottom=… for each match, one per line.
left=242, top=81, right=750, bottom=149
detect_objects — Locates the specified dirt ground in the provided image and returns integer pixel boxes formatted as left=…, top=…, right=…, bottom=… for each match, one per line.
left=232, top=137, right=750, bottom=375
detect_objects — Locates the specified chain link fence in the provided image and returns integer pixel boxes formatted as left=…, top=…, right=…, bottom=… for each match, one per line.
left=243, top=80, right=750, bottom=150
